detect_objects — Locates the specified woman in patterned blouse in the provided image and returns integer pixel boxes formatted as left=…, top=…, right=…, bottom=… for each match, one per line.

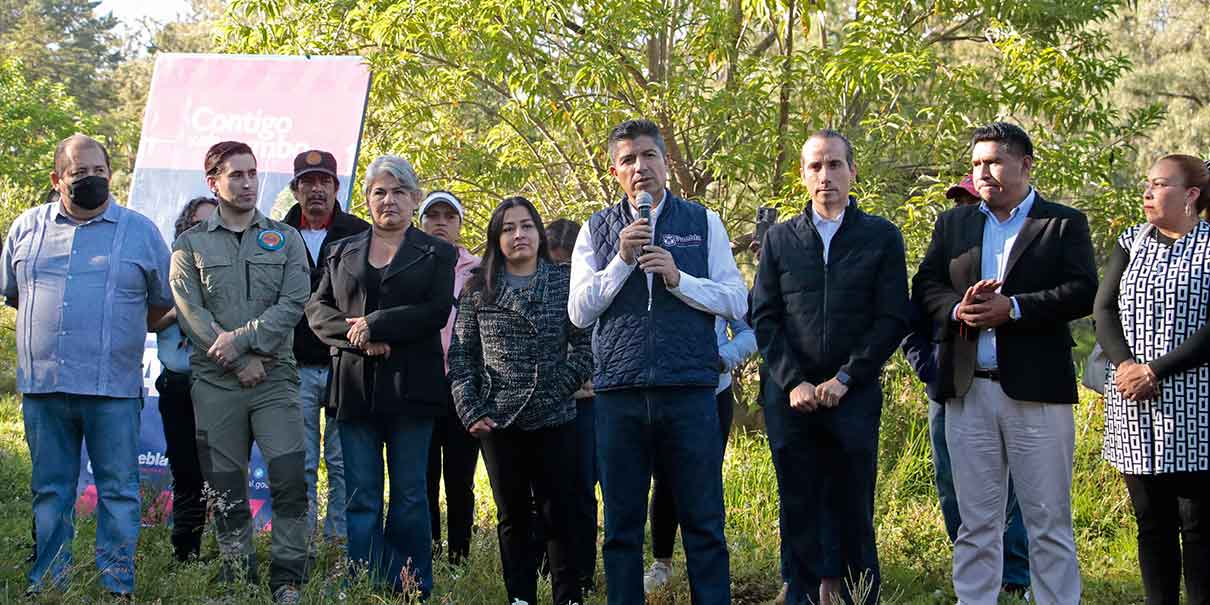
left=448, top=197, right=593, bottom=605
left=1094, top=155, right=1210, bottom=605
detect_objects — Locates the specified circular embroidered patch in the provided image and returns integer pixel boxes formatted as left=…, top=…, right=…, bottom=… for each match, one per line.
left=305, top=151, right=323, bottom=165
left=257, top=229, right=285, bottom=251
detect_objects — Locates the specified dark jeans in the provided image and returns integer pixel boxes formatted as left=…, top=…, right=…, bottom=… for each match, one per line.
left=764, top=380, right=880, bottom=605
left=340, top=415, right=434, bottom=596
left=481, top=421, right=582, bottom=605
left=651, top=387, right=735, bottom=559
left=928, top=399, right=1030, bottom=586
left=155, top=369, right=208, bottom=562
left=760, top=367, right=790, bottom=585
left=572, top=396, right=599, bottom=589
left=597, top=386, right=730, bottom=605
left=1123, top=471, right=1210, bottom=605
left=426, top=400, right=480, bottom=564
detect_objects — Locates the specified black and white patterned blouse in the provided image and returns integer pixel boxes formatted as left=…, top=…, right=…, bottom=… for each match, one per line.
left=1101, top=221, right=1210, bottom=474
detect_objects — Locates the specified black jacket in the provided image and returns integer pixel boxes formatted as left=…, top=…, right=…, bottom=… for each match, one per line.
left=752, top=201, right=910, bottom=394
left=912, top=194, right=1097, bottom=404
left=305, top=227, right=457, bottom=420
left=283, top=203, right=369, bottom=366
left=448, top=259, right=593, bottom=431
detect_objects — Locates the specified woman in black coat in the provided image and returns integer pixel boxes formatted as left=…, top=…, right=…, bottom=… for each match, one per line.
left=448, top=197, right=593, bottom=605
left=305, top=154, right=456, bottom=598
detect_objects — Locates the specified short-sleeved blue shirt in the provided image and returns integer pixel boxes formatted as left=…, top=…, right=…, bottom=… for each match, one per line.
left=0, top=200, right=174, bottom=398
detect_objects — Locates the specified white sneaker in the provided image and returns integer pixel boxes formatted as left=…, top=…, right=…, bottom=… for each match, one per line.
left=643, top=560, right=672, bottom=594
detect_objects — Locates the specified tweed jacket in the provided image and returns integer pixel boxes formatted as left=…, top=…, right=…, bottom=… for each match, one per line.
left=448, top=259, right=592, bottom=431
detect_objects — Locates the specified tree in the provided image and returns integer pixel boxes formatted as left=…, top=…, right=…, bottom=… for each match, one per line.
left=1103, top=0, right=1210, bottom=173
left=0, top=58, right=94, bottom=191
left=218, top=0, right=1160, bottom=257
left=0, top=0, right=124, bottom=115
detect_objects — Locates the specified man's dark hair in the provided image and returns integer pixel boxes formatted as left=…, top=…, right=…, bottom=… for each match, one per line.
left=971, top=122, right=1034, bottom=159
left=607, top=119, right=667, bottom=163
left=805, top=129, right=855, bottom=168
left=204, top=141, right=256, bottom=177
left=53, top=134, right=111, bottom=177
left=173, top=196, right=219, bottom=240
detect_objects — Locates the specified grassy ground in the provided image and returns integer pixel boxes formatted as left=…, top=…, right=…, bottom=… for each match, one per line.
left=0, top=312, right=1144, bottom=604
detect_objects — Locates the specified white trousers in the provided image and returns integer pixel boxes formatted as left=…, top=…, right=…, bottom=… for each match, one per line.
left=947, top=377, right=1081, bottom=605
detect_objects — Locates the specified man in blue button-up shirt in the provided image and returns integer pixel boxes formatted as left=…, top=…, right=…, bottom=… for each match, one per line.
left=0, top=135, right=173, bottom=599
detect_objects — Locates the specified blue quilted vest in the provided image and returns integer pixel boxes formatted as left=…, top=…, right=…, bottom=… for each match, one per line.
left=588, top=192, right=718, bottom=391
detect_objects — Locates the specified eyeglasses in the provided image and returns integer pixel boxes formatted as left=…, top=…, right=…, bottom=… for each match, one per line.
left=1139, top=178, right=1186, bottom=193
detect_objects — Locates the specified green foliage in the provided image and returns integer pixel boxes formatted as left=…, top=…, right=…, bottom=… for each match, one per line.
left=0, top=58, right=96, bottom=235
left=0, top=0, right=124, bottom=115
left=218, top=0, right=1158, bottom=262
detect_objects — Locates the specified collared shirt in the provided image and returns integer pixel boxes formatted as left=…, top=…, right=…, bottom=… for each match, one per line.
left=972, top=188, right=1034, bottom=369
left=0, top=200, right=173, bottom=398
left=170, top=207, right=311, bottom=389
left=812, top=207, right=846, bottom=263
left=568, top=191, right=748, bottom=328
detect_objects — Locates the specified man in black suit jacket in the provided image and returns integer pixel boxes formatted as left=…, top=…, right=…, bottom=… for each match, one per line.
left=913, top=122, right=1096, bottom=605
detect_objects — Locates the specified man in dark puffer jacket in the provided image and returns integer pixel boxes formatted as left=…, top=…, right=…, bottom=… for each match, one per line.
left=568, top=119, right=748, bottom=605
left=752, top=130, right=910, bottom=605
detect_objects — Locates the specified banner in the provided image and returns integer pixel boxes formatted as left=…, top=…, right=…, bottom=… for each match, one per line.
left=79, top=54, right=372, bottom=529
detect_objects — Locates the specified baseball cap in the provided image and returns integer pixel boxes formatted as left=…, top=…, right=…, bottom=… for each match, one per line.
left=293, top=150, right=338, bottom=180
left=419, top=191, right=465, bottom=220
left=945, top=174, right=979, bottom=200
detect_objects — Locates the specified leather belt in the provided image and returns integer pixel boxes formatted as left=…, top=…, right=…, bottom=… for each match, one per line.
left=973, top=368, right=1000, bottom=381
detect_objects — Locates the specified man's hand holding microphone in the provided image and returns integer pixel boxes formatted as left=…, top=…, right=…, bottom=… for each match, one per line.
left=619, top=191, right=681, bottom=288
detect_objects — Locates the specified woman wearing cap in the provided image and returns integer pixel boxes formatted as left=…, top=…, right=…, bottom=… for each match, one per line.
left=419, top=190, right=482, bottom=565
left=448, top=197, right=592, bottom=605
left=1095, top=155, right=1210, bottom=605
left=305, top=155, right=457, bottom=597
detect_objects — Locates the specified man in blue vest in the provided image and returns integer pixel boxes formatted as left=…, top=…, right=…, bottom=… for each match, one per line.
left=569, top=119, right=748, bottom=605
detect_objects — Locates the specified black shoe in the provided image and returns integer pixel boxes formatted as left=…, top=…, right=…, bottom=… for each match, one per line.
left=107, top=592, right=134, bottom=603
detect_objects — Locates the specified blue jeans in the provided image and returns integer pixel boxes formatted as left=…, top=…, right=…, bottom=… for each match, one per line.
left=596, top=386, right=729, bottom=605
left=340, top=415, right=434, bottom=596
left=23, top=393, right=141, bottom=594
left=300, top=366, right=345, bottom=541
left=929, top=399, right=1030, bottom=587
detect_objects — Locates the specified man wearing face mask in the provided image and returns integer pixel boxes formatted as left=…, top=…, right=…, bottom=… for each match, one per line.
left=1, top=134, right=174, bottom=600
left=282, top=150, right=368, bottom=545
left=170, top=141, right=312, bottom=604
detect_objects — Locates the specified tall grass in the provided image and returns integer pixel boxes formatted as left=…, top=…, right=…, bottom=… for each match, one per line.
left=0, top=310, right=1145, bottom=603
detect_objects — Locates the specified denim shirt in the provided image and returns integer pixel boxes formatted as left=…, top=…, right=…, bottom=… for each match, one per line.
left=0, top=200, right=173, bottom=398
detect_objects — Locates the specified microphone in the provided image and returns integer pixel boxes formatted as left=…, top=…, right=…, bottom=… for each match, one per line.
left=636, top=191, right=653, bottom=221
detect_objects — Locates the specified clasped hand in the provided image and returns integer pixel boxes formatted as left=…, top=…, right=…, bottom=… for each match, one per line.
left=956, top=279, right=1013, bottom=329
left=789, top=377, right=850, bottom=413
left=346, top=317, right=390, bottom=357
left=1115, top=360, right=1157, bottom=401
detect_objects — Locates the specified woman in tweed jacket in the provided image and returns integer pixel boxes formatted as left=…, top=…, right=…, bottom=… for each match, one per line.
left=448, top=196, right=592, bottom=605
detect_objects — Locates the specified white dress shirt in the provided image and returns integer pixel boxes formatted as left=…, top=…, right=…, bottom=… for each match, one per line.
left=813, top=207, right=845, bottom=263
left=568, top=191, right=748, bottom=329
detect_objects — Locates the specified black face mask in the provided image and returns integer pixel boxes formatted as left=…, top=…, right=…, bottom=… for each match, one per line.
left=66, top=175, right=109, bottom=210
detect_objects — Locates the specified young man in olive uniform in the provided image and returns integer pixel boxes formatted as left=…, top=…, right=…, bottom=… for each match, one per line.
left=169, top=141, right=312, bottom=604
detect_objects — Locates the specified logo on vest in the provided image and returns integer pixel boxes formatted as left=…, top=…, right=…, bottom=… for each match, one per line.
left=661, top=233, right=704, bottom=248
